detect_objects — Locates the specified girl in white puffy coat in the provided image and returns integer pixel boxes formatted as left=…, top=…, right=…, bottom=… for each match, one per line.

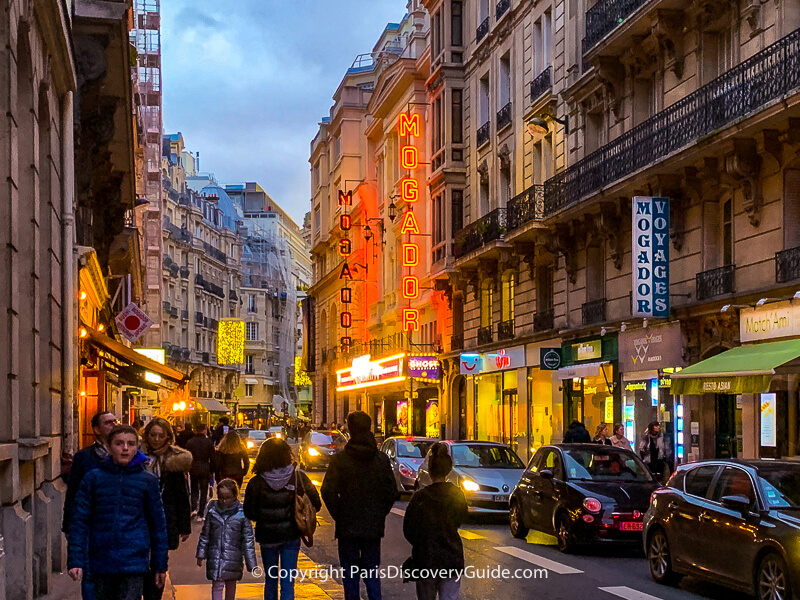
left=196, top=479, right=258, bottom=600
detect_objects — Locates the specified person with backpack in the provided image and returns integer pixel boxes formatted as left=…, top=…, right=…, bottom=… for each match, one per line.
left=403, top=442, right=468, bottom=600
left=213, top=431, right=250, bottom=489
left=196, top=479, right=258, bottom=600
left=244, top=437, right=321, bottom=600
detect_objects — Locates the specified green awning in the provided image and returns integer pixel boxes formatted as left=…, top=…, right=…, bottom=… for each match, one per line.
left=670, top=339, right=800, bottom=395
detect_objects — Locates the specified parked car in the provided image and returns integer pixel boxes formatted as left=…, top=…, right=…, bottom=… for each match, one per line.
left=381, top=437, right=437, bottom=493
left=298, top=430, right=347, bottom=470
left=416, top=441, right=525, bottom=513
left=510, top=444, right=659, bottom=552
left=644, top=459, right=800, bottom=599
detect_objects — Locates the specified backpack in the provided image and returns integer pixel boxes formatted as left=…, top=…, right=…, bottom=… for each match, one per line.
left=294, top=469, right=317, bottom=547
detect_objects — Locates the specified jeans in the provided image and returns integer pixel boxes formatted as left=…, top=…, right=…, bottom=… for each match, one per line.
left=211, top=579, right=237, bottom=600
left=415, top=577, right=460, bottom=600
left=94, top=574, right=145, bottom=600
left=338, top=537, right=382, bottom=600
left=142, top=570, right=165, bottom=600
left=191, top=474, right=210, bottom=515
left=261, top=538, right=301, bottom=600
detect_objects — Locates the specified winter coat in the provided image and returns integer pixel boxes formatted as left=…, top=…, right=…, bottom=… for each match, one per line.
left=243, top=468, right=321, bottom=545
left=320, top=433, right=398, bottom=540
left=186, top=434, right=215, bottom=479
left=211, top=424, right=230, bottom=444
left=403, top=482, right=468, bottom=571
left=143, top=444, right=193, bottom=550
left=67, top=452, right=169, bottom=575
left=196, top=500, right=257, bottom=581
left=62, top=441, right=107, bottom=534
left=639, top=433, right=667, bottom=464
left=563, top=422, right=591, bottom=443
left=611, top=435, right=632, bottom=450
left=593, top=436, right=612, bottom=446
left=213, top=450, right=249, bottom=482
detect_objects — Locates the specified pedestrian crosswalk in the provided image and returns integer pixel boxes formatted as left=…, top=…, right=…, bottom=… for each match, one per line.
left=599, top=586, right=664, bottom=600
left=494, top=546, right=584, bottom=575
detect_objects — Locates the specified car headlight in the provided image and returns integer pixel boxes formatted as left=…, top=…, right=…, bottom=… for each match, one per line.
left=398, top=463, right=415, bottom=478
left=308, top=447, right=320, bottom=456
left=247, top=441, right=254, bottom=448
left=275, top=433, right=282, bottom=438
left=583, top=497, right=602, bottom=513
left=461, top=478, right=480, bottom=492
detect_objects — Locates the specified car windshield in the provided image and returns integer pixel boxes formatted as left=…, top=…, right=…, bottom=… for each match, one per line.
left=311, top=432, right=346, bottom=445
left=563, top=448, right=653, bottom=482
left=757, top=467, right=800, bottom=509
left=249, top=431, right=268, bottom=440
left=451, top=444, right=524, bottom=468
left=396, top=440, right=433, bottom=458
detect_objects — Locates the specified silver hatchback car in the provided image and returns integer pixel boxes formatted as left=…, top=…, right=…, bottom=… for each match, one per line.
left=381, top=437, right=437, bottom=493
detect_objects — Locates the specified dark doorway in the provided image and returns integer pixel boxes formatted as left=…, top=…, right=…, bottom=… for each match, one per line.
left=715, top=394, right=740, bottom=458
left=457, top=376, right=467, bottom=439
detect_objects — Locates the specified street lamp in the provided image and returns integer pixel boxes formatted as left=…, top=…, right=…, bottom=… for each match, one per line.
left=364, top=224, right=373, bottom=242
left=526, top=114, right=569, bottom=141
left=388, top=200, right=398, bottom=223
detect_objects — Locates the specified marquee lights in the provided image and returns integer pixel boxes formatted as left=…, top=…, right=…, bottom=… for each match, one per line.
left=400, top=146, right=419, bottom=170
left=341, top=312, right=352, bottom=328
left=340, top=263, right=352, bottom=280
left=400, top=210, right=420, bottom=235
left=340, top=288, right=351, bottom=303
left=338, top=238, right=352, bottom=257
left=340, top=214, right=351, bottom=230
left=399, top=113, right=420, bottom=137
left=402, top=276, right=419, bottom=299
left=338, top=190, right=352, bottom=206
left=401, top=179, right=418, bottom=203
left=402, top=243, right=420, bottom=267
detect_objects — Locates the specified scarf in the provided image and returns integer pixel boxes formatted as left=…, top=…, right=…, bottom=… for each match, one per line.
left=142, top=443, right=170, bottom=479
left=261, top=465, right=294, bottom=490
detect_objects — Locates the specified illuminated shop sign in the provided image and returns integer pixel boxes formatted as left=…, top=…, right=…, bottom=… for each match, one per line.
left=460, top=353, right=482, bottom=375
left=399, top=112, right=422, bottom=333
left=408, top=355, right=440, bottom=381
left=483, top=346, right=526, bottom=373
left=336, top=354, right=406, bottom=391
left=632, top=196, right=670, bottom=318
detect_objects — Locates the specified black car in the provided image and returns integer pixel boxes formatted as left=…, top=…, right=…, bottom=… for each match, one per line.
left=298, top=430, right=347, bottom=470
left=510, top=444, right=659, bottom=552
left=644, top=459, right=800, bottom=600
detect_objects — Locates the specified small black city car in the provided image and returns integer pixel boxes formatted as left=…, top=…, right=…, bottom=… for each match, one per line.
left=644, top=459, right=800, bottom=600
left=509, top=444, right=659, bottom=552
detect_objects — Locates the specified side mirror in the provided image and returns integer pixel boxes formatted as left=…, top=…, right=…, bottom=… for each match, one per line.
left=721, top=494, right=753, bottom=514
left=540, top=469, right=554, bottom=480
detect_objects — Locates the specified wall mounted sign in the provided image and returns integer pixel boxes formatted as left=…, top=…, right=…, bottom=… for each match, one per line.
left=619, top=322, right=686, bottom=372
left=740, top=301, right=800, bottom=342
left=632, top=196, right=670, bottom=318
left=408, top=355, right=440, bottom=381
left=115, top=302, right=153, bottom=342
left=540, top=348, right=562, bottom=370
left=336, top=354, right=405, bottom=391
left=761, top=393, right=777, bottom=447
left=460, top=353, right=482, bottom=375
left=571, top=340, right=601, bottom=362
left=399, top=112, right=423, bottom=333
left=483, top=346, right=526, bottom=373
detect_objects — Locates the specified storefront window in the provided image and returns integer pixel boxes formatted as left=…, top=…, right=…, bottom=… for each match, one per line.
left=426, top=401, right=439, bottom=437
left=567, top=366, right=615, bottom=439
left=622, top=377, right=675, bottom=455
left=474, top=373, right=501, bottom=442
left=528, top=368, right=559, bottom=453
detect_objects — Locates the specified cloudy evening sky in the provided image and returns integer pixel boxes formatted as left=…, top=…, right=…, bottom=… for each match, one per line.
left=161, top=1, right=402, bottom=225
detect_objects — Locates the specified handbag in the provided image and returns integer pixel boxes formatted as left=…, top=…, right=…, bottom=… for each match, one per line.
left=294, top=469, right=317, bottom=547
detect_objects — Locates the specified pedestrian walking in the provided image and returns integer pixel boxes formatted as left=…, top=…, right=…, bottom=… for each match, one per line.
left=196, top=479, right=258, bottom=600
left=67, top=425, right=169, bottom=600
left=214, top=431, right=250, bottom=489
left=562, top=420, right=591, bottom=443
left=610, top=423, right=632, bottom=450
left=639, top=421, right=669, bottom=483
left=212, top=416, right=231, bottom=444
left=321, top=411, right=397, bottom=600
left=141, top=417, right=193, bottom=600
left=187, top=424, right=216, bottom=519
left=243, top=437, right=321, bottom=600
left=403, top=442, right=468, bottom=600
left=62, top=411, right=118, bottom=600
left=592, top=423, right=612, bottom=445
left=176, top=422, right=194, bottom=448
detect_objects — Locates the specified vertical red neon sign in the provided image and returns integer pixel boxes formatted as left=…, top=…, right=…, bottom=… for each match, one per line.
left=400, top=113, right=421, bottom=332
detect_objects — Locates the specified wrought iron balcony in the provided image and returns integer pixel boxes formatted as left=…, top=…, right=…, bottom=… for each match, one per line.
left=497, top=102, right=512, bottom=131
left=498, top=319, right=515, bottom=341
left=453, top=208, right=507, bottom=259
left=545, top=27, right=800, bottom=217
left=776, top=246, right=800, bottom=283
left=203, top=241, right=227, bottom=264
left=582, top=0, right=648, bottom=55
left=170, top=307, right=178, bottom=319
left=169, top=263, right=179, bottom=278
left=179, top=266, right=190, bottom=279
left=696, top=265, right=735, bottom=301
left=201, top=352, right=210, bottom=364
left=582, top=299, right=606, bottom=325
left=162, top=301, right=171, bottom=312
left=478, top=325, right=493, bottom=345
left=530, top=66, right=552, bottom=102
left=181, top=310, right=189, bottom=320
left=194, top=274, right=204, bottom=287
left=507, top=184, right=544, bottom=230
left=195, top=311, right=204, bottom=325
left=476, top=17, right=489, bottom=42
left=533, top=307, right=555, bottom=332
left=451, top=333, right=464, bottom=351
left=496, top=0, right=511, bottom=20
left=477, top=121, right=490, bottom=147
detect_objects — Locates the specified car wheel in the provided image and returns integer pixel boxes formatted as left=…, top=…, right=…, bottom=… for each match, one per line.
left=509, top=501, right=529, bottom=539
left=647, top=528, right=681, bottom=586
left=757, top=552, right=792, bottom=600
left=556, top=513, right=576, bottom=553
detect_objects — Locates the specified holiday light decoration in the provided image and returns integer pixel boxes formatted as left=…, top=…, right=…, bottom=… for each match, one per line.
left=217, top=319, right=245, bottom=365
left=294, top=356, right=312, bottom=387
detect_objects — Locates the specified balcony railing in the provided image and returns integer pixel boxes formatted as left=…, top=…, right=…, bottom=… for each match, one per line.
left=181, top=310, right=189, bottom=320
left=776, top=246, right=800, bottom=283
left=170, top=307, right=178, bottom=319
left=162, top=301, right=171, bottom=312
left=476, top=121, right=490, bottom=147
left=496, top=0, right=511, bottom=19
left=496, top=101, right=512, bottom=131
left=195, top=311, right=204, bottom=325
left=507, top=184, right=544, bottom=230
left=203, top=241, right=227, bottom=264
left=545, top=27, right=800, bottom=217
left=179, top=266, right=190, bottom=279
left=229, top=290, right=239, bottom=302
left=453, top=208, right=507, bottom=258
left=476, top=16, right=489, bottom=42
left=498, top=319, right=515, bottom=341
left=451, top=333, right=464, bottom=351
left=478, top=325, right=493, bottom=345
left=582, top=299, right=606, bottom=325
left=530, top=66, right=552, bottom=102
left=582, top=0, right=649, bottom=55
left=696, top=265, right=735, bottom=301
left=533, top=307, right=555, bottom=332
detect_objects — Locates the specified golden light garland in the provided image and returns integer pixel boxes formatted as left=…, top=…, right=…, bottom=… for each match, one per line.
left=217, top=319, right=245, bottom=365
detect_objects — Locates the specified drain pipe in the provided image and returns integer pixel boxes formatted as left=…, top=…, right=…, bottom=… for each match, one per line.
left=61, top=90, right=76, bottom=455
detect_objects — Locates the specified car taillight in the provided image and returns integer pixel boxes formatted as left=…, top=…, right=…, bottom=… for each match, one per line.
left=583, top=497, right=602, bottom=513
left=398, top=464, right=415, bottom=478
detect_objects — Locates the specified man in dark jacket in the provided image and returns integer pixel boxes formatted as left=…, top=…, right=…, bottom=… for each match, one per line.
left=211, top=416, right=230, bottom=444
left=321, top=411, right=397, bottom=600
left=175, top=422, right=194, bottom=448
left=68, top=425, right=169, bottom=600
left=185, top=424, right=215, bottom=518
left=563, top=420, right=591, bottom=443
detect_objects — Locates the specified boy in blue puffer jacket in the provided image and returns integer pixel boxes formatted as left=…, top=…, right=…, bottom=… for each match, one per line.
left=68, top=425, right=169, bottom=600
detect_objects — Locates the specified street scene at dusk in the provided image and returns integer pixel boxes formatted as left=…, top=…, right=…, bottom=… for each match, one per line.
left=5, top=1, right=800, bottom=600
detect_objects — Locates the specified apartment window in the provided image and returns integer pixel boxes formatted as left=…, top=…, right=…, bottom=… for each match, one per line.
left=451, top=1, right=463, bottom=46
left=480, top=280, right=493, bottom=328
left=333, top=135, right=341, bottom=163
left=479, top=75, right=490, bottom=126
left=451, top=189, right=464, bottom=232
left=584, top=111, right=603, bottom=155
left=784, top=170, right=800, bottom=247
left=586, top=245, right=605, bottom=302
left=480, top=178, right=490, bottom=214
left=633, top=76, right=655, bottom=127
left=246, top=355, right=254, bottom=374
left=248, top=294, right=257, bottom=313
left=314, top=208, right=321, bottom=231
left=533, top=11, right=553, bottom=74
left=245, top=384, right=254, bottom=397
left=433, top=194, right=445, bottom=246
left=499, top=53, right=511, bottom=109
left=537, top=265, right=554, bottom=311
left=702, top=28, right=734, bottom=85
left=433, top=9, right=442, bottom=57
left=722, top=199, right=733, bottom=266
left=451, top=89, right=463, bottom=144
left=246, top=322, right=259, bottom=341
left=433, top=95, right=443, bottom=154
left=502, top=272, right=515, bottom=321
left=500, top=159, right=511, bottom=206
left=479, top=0, right=489, bottom=22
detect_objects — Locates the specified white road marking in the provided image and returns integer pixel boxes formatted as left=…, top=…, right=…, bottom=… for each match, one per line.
left=390, top=507, right=406, bottom=516
left=599, top=586, right=664, bottom=600
left=493, top=546, right=583, bottom=575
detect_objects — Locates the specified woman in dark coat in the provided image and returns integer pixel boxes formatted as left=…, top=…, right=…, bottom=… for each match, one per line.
left=141, top=417, right=193, bottom=600
left=214, top=431, right=250, bottom=488
left=244, top=438, right=321, bottom=600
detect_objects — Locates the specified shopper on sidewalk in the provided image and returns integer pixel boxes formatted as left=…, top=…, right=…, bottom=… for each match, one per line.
left=639, top=421, right=670, bottom=483
left=563, top=420, right=591, bottom=443
left=403, top=442, right=468, bottom=600
left=610, top=423, right=632, bottom=450
left=321, top=411, right=397, bottom=600
left=186, top=424, right=215, bottom=519
left=196, top=479, right=258, bottom=600
left=212, top=416, right=231, bottom=444
left=244, top=438, right=321, bottom=600
left=214, top=431, right=250, bottom=489
left=141, top=417, right=193, bottom=600
left=67, top=425, right=169, bottom=600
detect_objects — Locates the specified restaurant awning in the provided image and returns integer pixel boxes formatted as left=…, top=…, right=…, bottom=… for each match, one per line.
left=557, top=361, right=610, bottom=380
left=670, top=339, right=800, bottom=395
left=85, top=327, right=187, bottom=384
left=195, top=397, right=231, bottom=413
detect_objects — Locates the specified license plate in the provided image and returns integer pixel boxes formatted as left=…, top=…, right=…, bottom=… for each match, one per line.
left=619, top=521, right=643, bottom=531
left=493, top=495, right=509, bottom=503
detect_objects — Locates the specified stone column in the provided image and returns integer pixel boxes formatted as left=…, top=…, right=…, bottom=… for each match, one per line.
left=33, top=490, right=52, bottom=596
left=1, top=503, right=32, bottom=600
left=40, top=479, right=66, bottom=572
